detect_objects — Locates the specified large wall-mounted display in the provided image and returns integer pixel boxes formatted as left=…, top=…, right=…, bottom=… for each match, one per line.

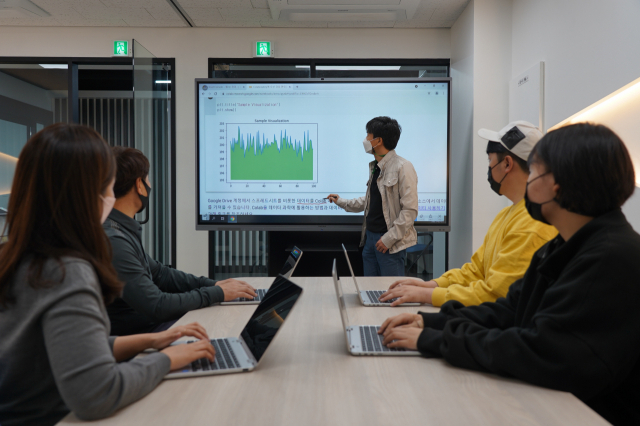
left=195, top=78, right=451, bottom=231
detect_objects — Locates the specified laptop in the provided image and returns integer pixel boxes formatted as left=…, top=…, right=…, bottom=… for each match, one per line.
left=341, top=244, right=420, bottom=307
left=221, top=246, right=303, bottom=305
left=165, top=274, right=303, bottom=378
left=331, top=259, right=419, bottom=356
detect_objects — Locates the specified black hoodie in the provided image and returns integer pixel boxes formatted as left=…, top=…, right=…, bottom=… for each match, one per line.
left=417, top=209, right=640, bottom=426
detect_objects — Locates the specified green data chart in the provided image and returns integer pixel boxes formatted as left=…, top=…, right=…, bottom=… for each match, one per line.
left=229, top=125, right=316, bottom=181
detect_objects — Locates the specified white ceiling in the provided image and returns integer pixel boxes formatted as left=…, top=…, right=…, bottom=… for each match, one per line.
left=0, top=0, right=470, bottom=28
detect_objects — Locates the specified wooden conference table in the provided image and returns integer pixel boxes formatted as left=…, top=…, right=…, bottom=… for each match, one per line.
left=58, top=277, right=609, bottom=426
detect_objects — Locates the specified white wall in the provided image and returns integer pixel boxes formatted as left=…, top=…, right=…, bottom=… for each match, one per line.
left=511, top=0, right=640, bottom=230
left=471, top=0, right=512, bottom=249
left=512, top=0, right=640, bottom=130
left=448, top=0, right=474, bottom=268
left=0, top=26, right=450, bottom=276
left=557, top=82, right=640, bottom=233
left=447, top=0, right=640, bottom=265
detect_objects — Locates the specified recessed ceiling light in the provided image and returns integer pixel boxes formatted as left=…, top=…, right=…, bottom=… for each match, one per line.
left=315, top=66, right=401, bottom=71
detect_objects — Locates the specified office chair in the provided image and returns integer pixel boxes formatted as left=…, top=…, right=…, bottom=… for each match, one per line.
left=405, top=233, right=433, bottom=276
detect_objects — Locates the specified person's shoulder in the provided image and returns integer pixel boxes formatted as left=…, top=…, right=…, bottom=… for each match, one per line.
left=103, top=217, right=127, bottom=238
left=392, top=153, right=417, bottom=172
left=491, top=203, right=517, bottom=224
left=590, top=213, right=640, bottom=255
left=103, top=218, right=133, bottom=249
left=56, top=257, right=101, bottom=289
left=103, top=220, right=137, bottom=253
left=391, top=151, right=410, bottom=164
left=19, top=256, right=102, bottom=301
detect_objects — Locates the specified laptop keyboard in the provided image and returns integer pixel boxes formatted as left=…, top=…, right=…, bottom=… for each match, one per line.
left=236, top=288, right=267, bottom=302
left=365, top=290, right=397, bottom=304
left=359, top=326, right=406, bottom=352
left=187, top=338, right=241, bottom=371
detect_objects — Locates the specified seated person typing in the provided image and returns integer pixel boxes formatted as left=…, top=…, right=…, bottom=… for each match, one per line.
left=380, top=121, right=557, bottom=307
left=379, top=123, right=640, bottom=426
left=0, top=124, right=214, bottom=426
left=105, top=147, right=256, bottom=335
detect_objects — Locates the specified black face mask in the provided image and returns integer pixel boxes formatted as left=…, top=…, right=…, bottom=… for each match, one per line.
left=524, top=172, right=556, bottom=224
left=137, top=180, right=152, bottom=214
left=487, top=158, right=507, bottom=195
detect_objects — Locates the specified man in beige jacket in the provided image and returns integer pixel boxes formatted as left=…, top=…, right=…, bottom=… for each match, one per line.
left=328, top=116, right=418, bottom=276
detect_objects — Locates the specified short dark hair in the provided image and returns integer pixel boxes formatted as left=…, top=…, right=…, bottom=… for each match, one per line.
left=529, top=123, right=635, bottom=217
left=112, top=147, right=150, bottom=199
left=486, top=141, right=529, bottom=173
left=366, top=116, right=402, bottom=150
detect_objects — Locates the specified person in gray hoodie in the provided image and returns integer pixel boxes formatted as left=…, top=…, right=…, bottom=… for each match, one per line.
left=0, top=124, right=215, bottom=426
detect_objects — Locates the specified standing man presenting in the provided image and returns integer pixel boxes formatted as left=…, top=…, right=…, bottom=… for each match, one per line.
left=328, top=116, right=418, bottom=276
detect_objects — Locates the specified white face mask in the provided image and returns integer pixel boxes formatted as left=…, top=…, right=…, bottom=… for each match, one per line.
left=362, top=137, right=379, bottom=155
left=100, top=195, right=116, bottom=224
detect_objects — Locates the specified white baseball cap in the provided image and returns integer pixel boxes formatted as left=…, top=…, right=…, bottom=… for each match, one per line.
left=478, top=121, right=544, bottom=161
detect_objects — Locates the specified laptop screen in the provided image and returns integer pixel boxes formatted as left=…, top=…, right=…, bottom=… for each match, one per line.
left=341, top=244, right=360, bottom=292
left=332, top=259, right=350, bottom=329
left=239, top=275, right=303, bottom=362
left=279, top=246, right=303, bottom=278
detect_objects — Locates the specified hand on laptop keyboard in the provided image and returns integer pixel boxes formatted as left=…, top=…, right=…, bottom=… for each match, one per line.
left=380, top=326, right=421, bottom=351
left=150, top=322, right=209, bottom=349
left=162, top=339, right=216, bottom=371
left=366, top=290, right=397, bottom=304
left=217, top=279, right=258, bottom=301
left=378, top=285, right=433, bottom=306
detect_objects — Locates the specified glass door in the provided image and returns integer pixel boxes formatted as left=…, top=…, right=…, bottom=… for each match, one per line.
left=0, top=62, right=69, bottom=239
left=133, top=40, right=173, bottom=265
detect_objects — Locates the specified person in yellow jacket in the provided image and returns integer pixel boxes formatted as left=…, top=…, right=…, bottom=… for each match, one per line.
left=379, top=121, right=557, bottom=307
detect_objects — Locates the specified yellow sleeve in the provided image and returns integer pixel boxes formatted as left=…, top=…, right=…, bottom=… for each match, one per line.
left=433, top=240, right=486, bottom=289
left=431, top=232, right=549, bottom=307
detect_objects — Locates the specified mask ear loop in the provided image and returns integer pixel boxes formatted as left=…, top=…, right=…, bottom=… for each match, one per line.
left=490, top=157, right=507, bottom=184
left=526, top=171, right=558, bottom=205
left=136, top=178, right=151, bottom=225
left=371, top=137, right=387, bottom=158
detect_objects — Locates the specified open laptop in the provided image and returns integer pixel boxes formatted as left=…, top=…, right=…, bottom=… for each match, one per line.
left=165, top=274, right=303, bottom=378
left=221, top=246, right=303, bottom=305
left=341, top=244, right=419, bottom=307
left=331, top=259, right=419, bottom=356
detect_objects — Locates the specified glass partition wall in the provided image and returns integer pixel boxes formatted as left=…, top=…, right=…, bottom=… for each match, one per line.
left=0, top=56, right=176, bottom=266
left=208, top=59, right=449, bottom=280
left=132, top=41, right=173, bottom=266
left=0, top=62, right=69, bottom=240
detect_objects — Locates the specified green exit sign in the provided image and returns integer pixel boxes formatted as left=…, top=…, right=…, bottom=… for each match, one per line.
left=254, top=41, right=274, bottom=57
left=113, top=40, right=129, bottom=57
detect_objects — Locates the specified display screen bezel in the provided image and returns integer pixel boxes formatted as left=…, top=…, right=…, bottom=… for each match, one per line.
left=195, top=77, right=451, bottom=232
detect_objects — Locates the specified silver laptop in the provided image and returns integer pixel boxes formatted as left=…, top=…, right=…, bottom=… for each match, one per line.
left=341, top=244, right=420, bottom=307
left=331, top=259, right=419, bottom=356
left=165, top=275, right=303, bottom=378
left=221, top=246, right=303, bottom=305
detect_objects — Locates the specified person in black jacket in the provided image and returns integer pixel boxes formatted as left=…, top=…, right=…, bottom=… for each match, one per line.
left=105, top=147, right=256, bottom=335
left=378, top=123, right=640, bottom=426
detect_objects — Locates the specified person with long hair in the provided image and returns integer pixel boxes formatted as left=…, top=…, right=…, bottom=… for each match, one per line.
left=0, top=124, right=215, bottom=426
left=378, top=123, right=640, bottom=425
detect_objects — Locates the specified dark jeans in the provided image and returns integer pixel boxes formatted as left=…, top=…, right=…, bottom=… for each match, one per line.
left=362, top=229, right=406, bottom=277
